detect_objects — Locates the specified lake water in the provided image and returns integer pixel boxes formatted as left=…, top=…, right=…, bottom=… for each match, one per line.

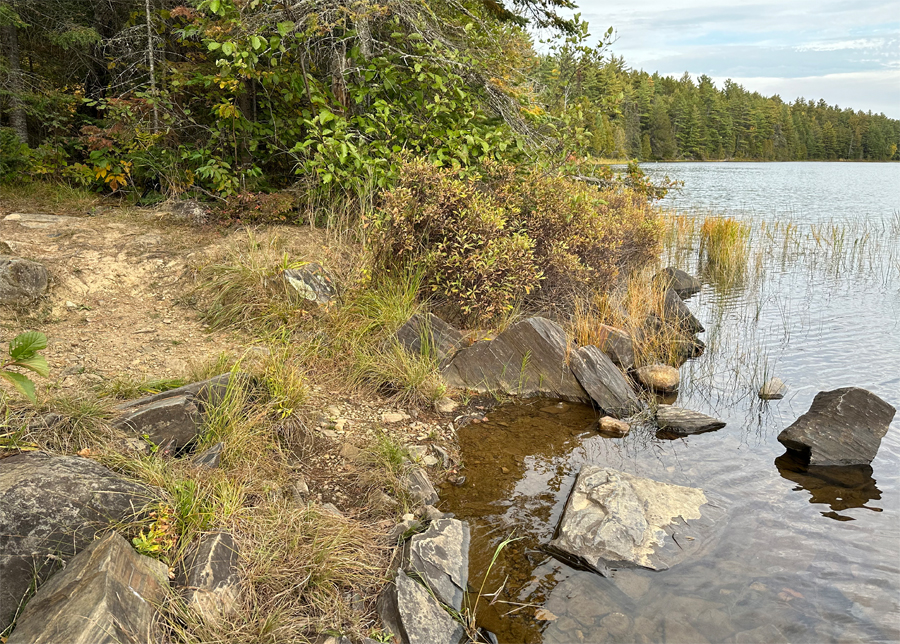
left=441, top=162, right=900, bottom=643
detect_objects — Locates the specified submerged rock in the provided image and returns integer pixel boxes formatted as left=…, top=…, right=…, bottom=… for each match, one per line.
left=0, top=453, right=156, bottom=630
left=0, top=255, right=48, bottom=305
left=442, top=317, right=589, bottom=403
left=397, top=313, right=465, bottom=366
left=654, top=267, right=702, bottom=299
left=546, top=466, right=719, bottom=576
left=777, top=387, right=895, bottom=466
left=594, top=324, right=636, bottom=370
left=376, top=569, right=466, bottom=644
left=405, top=518, right=470, bottom=611
left=6, top=532, right=168, bottom=644
left=656, top=406, right=726, bottom=436
left=283, top=262, right=338, bottom=306
left=597, top=416, right=631, bottom=438
left=571, top=345, right=641, bottom=418
left=759, top=377, right=787, bottom=400
left=634, top=364, right=680, bottom=393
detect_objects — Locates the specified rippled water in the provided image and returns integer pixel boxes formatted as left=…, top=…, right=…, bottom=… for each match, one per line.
left=441, top=162, right=900, bottom=643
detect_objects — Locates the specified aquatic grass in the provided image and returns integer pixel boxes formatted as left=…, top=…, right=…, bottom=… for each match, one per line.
left=699, top=216, right=751, bottom=289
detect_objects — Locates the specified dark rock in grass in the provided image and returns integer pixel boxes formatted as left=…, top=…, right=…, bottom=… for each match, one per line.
left=759, top=377, right=787, bottom=400
left=595, top=324, right=636, bottom=370
left=404, top=467, right=439, bottom=506
left=661, top=288, right=705, bottom=334
left=654, top=267, right=702, bottom=299
left=0, top=452, right=156, bottom=631
left=656, top=406, right=726, bottom=437
left=376, top=569, right=466, bottom=644
left=283, top=262, right=338, bottom=306
left=6, top=532, right=168, bottom=644
left=405, top=519, right=470, bottom=611
left=673, top=335, right=706, bottom=360
left=397, top=313, right=465, bottom=366
left=192, top=442, right=225, bottom=469
left=546, top=466, right=718, bottom=576
left=113, top=394, right=202, bottom=451
left=777, top=387, right=896, bottom=466
left=571, top=345, right=641, bottom=418
left=634, top=364, right=680, bottom=394
left=177, top=532, right=240, bottom=623
left=114, top=373, right=241, bottom=413
left=442, top=317, right=589, bottom=403
left=0, top=255, right=48, bottom=305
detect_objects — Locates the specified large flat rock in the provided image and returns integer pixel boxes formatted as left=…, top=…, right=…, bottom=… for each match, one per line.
left=0, top=453, right=156, bottom=630
left=376, top=569, right=466, bottom=644
left=396, top=313, right=464, bottom=367
left=113, top=394, right=203, bottom=450
left=405, top=519, right=469, bottom=611
left=570, top=345, right=641, bottom=418
left=654, top=267, right=702, bottom=299
left=442, top=317, right=589, bottom=402
left=656, top=406, right=726, bottom=436
left=777, top=387, right=895, bottom=465
left=547, top=466, right=720, bottom=576
left=6, top=532, right=168, bottom=644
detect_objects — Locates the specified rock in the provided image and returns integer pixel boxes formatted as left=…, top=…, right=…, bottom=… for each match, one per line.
left=339, top=442, right=363, bottom=462
left=3, top=213, right=78, bottom=228
left=656, top=406, right=726, bottom=436
left=634, top=364, right=680, bottom=393
left=0, top=453, right=155, bottom=630
left=192, top=442, right=224, bottom=469
left=759, top=377, right=787, bottom=400
left=598, top=416, right=630, bottom=438
left=407, top=445, right=429, bottom=461
left=292, top=476, right=310, bottom=502
left=0, top=255, right=48, bottom=305
left=397, top=313, right=465, bottom=366
left=321, top=503, right=344, bottom=517
left=170, top=199, right=210, bottom=224
left=423, top=455, right=439, bottom=467
left=654, top=267, right=702, bottom=299
left=114, top=373, right=240, bottom=413
left=672, top=334, right=706, bottom=360
left=177, top=532, right=240, bottom=623
left=777, top=387, right=896, bottom=466
left=113, top=394, right=203, bottom=451
left=404, top=467, right=439, bottom=506
left=660, top=288, right=705, bottom=334
left=283, top=263, right=338, bottom=306
left=442, top=317, right=589, bottom=403
left=434, top=397, right=458, bottom=414
left=594, top=324, right=636, bottom=370
left=405, top=519, right=470, bottom=611
left=376, top=569, right=466, bottom=644
left=546, top=465, right=718, bottom=576
left=6, top=532, right=168, bottom=644
left=421, top=505, right=447, bottom=522
left=570, top=345, right=641, bottom=418
left=382, top=411, right=410, bottom=424
left=390, top=515, right=422, bottom=541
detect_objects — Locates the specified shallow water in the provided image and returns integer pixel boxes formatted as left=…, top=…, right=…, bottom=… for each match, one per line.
left=440, top=162, right=900, bottom=643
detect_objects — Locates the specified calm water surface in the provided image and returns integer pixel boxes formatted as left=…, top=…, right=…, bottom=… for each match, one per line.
left=441, top=162, right=900, bottom=643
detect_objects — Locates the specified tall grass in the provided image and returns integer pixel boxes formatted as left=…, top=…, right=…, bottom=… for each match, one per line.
left=699, top=216, right=751, bottom=288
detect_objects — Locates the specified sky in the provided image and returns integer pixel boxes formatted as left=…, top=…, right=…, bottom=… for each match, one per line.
left=557, top=0, right=900, bottom=118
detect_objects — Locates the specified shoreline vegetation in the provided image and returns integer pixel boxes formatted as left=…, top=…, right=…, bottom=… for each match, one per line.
left=1, top=0, right=898, bottom=641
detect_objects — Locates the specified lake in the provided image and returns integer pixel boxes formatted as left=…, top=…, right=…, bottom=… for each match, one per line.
left=440, top=162, right=900, bottom=643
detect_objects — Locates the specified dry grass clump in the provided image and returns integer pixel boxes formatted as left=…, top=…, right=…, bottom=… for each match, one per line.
left=0, top=391, right=118, bottom=453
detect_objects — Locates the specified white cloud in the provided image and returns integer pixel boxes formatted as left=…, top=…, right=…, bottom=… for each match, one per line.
left=796, top=38, right=888, bottom=52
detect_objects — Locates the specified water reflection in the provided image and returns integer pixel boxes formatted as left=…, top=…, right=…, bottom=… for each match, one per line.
left=775, top=453, right=883, bottom=520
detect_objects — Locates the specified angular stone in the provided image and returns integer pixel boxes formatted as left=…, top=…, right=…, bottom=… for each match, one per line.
left=571, top=345, right=641, bottom=418
left=0, top=453, right=156, bottom=630
left=192, top=442, right=224, bottom=469
left=397, top=313, right=465, bottom=366
left=406, top=519, right=470, bottom=611
left=283, top=263, right=337, bottom=306
left=635, top=364, right=680, bottom=393
left=170, top=199, right=210, bottom=224
left=661, top=288, right=705, bottom=334
left=777, top=387, right=895, bottom=466
left=6, top=532, right=168, bottom=644
left=113, top=394, right=202, bottom=450
left=656, top=406, right=726, bottom=436
left=442, top=317, right=589, bottom=403
left=598, top=416, right=630, bottom=437
left=547, top=466, right=718, bottom=576
left=595, top=324, right=636, bottom=370
left=382, top=411, right=410, bottom=424
left=434, top=398, right=458, bottom=414
left=672, top=334, right=706, bottom=360
left=0, top=255, right=48, bottom=305
left=759, top=377, right=787, bottom=400
left=114, top=373, right=240, bottom=413
left=177, top=532, right=240, bottom=623
left=654, top=267, right=702, bottom=299
left=376, top=570, right=465, bottom=644
left=404, top=468, right=439, bottom=506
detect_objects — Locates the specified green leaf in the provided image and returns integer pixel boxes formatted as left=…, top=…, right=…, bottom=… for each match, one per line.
left=221, top=42, right=234, bottom=56
left=209, top=0, right=220, bottom=13
left=10, top=331, right=47, bottom=360
left=207, top=41, right=221, bottom=51
left=0, top=371, right=36, bottom=403
left=250, top=36, right=262, bottom=50
left=276, top=21, right=294, bottom=37
left=10, top=355, right=49, bottom=378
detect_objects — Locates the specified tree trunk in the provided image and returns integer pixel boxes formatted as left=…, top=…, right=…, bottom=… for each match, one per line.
left=1, top=24, right=28, bottom=144
left=144, top=0, right=159, bottom=132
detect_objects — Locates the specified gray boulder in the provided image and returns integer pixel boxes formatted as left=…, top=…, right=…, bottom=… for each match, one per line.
left=442, top=317, right=589, bottom=403
left=114, top=373, right=242, bottom=413
left=397, top=313, right=464, bottom=366
left=547, top=466, right=719, bottom=576
left=660, top=288, right=705, bottom=334
left=177, top=532, right=240, bottom=623
left=192, top=442, right=225, bottom=469
left=405, top=519, right=469, bottom=611
left=376, top=569, right=466, bottom=644
left=656, top=406, right=726, bottom=436
left=283, top=263, right=338, bottom=306
left=6, top=532, right=169, bottom=644
left=0, top=452, right=156, bottom=630
left=113, top=394, right=202, bottom=451
left=570, top=345, right=641, bottom=418
left=404, top=467, right=439, bottom=506
left=0, top=255, right=48, bottom=305
left=777, top=387, right=896, bottom=466
left=594, top=324, right=636, bottom=370
left=654, top=267, right=702, bottom=299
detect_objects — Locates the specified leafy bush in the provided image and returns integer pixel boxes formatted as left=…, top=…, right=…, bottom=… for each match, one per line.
left=374, top=159, right=661, bottom=324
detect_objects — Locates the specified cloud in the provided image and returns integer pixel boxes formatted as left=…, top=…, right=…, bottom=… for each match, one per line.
left=796, top=38, right=888, bottom=52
